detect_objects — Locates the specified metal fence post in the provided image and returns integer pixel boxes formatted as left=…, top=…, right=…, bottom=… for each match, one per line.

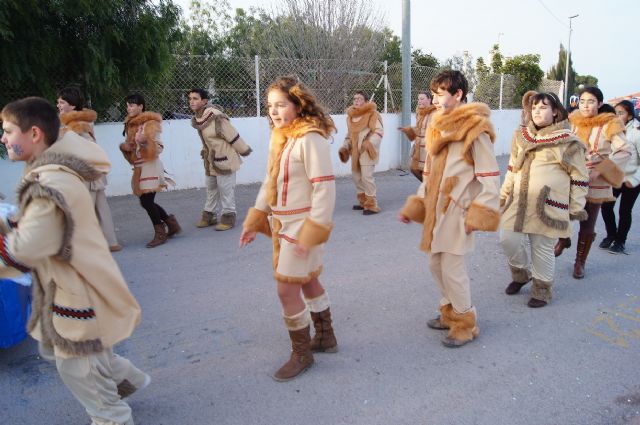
left=499, top=73, right=504, bottom=110
left=255, top=55, right=260, bottom=117
left=383, top=60, right=388, bottom=113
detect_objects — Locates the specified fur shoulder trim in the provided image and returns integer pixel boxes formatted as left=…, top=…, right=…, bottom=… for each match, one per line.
left=604, top=117, right=626, bottom=140
left=128, top=111, right=162, bottom=126
left=25, top=152, right=103, bottom=182
left=569, top=111, right=617, bottom=129
left=60, top=109, right=97, bottom=125
left=192, top=107, right=227, bottom=130
left=279, top=116, right=335, bottom=139
left=347, top=102, right=378, bottom=118
left=416, top=104, right=437, bottom=119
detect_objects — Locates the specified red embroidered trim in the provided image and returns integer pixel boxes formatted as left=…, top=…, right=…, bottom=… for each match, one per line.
left=545, top=199, right=568, bottom=210
left=570, top=180, right=589, bottom=187
left=272, top=207, right=311, bottom=216
left=590, top=185, right=609, bottom=190
left=278, top=233, right=298, bottom=244
left=140, top=177, right=159, bottom=181
left=507, top=165, right=513, bottom=172
left=52, top=304, right=96, bottom=320
left=0, top=235, right=30, bottom=272
left=282, top=139, right=299, bottom=207
left=475, top=171, right=500, bottom=177
left=521, top=126, right=571, bottom=144
left=310, top=175, right=335, bottom=183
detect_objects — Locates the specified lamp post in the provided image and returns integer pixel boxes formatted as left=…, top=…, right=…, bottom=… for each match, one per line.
left=401, top=0, right=411, bottom=168
left=563, top=14, right=579, bottom=107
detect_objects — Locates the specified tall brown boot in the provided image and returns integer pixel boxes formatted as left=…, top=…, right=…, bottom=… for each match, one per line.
left=353, top=193, right=366, bottom=210
left=442, top=307, right=479, bottom=348
left=363, top=195, right=381, bottom=215
left=310, top=308, right=338, bottom=353
left=554, top=237, right=571, bottom=257
left=146, top=224, right=168, bottom=248
left=573, top=232, right=596, bottom=279
left=273, top=326, right=314, bottom=382
left=164, top=214, right=181, bottom=237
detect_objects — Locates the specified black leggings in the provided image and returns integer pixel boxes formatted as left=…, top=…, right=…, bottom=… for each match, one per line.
left=601, top=185, right=640, bottom=243
left=579, top=202, right=602, bottom=234
left=139, top=192, right=168, bottom=225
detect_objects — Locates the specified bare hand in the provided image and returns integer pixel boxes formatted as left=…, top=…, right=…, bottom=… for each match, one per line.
left=294, top=244, right=310, bottom=258
left=134, top=126, right=146, bottom=143
left=465, top=224, right=475, bottom=235
left=239, top=230, right=256, bottom=247
left=398, top=213, right=410, bottom=224
left=625, top=181, right=636, bottom=189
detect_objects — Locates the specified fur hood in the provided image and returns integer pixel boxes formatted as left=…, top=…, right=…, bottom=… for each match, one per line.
left=346, top=102, right=378, bottom=118
left=569, top=110, right=626, bottom=145
left=428, top=103, right=495, bottom=165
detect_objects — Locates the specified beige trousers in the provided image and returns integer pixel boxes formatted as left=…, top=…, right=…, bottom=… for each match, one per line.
left=352, top=165, right=376, bottom=197
left=42, top=344, right=146, bottom=425
left=428, top=252, right=472, bottom=313
left=499, top=229, right=555, bottom=282
left=205, top=173, right=236, bottom=214
left=90, top=189, right=119, bottom=247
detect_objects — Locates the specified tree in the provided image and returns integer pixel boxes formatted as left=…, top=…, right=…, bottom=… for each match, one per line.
left=547, top=43, right=576, bottom=95
left=412, top=49, right=439, bottom=68
left=475, top=57, right=490, bottom=79
left=176, top=0, right=231, bottom=56
left=501, top=54, right=544, bottom=99
left=575, top=74, right=598, bottom=89
left=490, top=44, right=503, bottom=74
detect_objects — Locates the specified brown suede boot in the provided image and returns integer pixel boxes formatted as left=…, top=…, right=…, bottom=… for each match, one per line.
left=442, top=308, right=479, bottom=348
left=363, top=195, right=381, bottom=215
left=196, top=211, right=216, bottom=228
left=427, top=304, right=452, bottom=330
left=310, top=308, right=338, bottom=353
left=164, top=214, right=182, bottom=237
left=505, top=265, right=532, bottom=295
left=353, top=193, right=366, bottom=210
left=573, top=232, right=596, bottom=279
left=273, top=326, right=314, bottom=382
left=146, top=224, right=168, bottom=248
left=554, top=237, right=571, bottom=257
left=215, top=212, right=236, bottom=231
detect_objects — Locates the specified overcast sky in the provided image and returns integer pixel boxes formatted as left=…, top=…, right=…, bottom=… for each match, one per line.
left=174, top=0, right=638, bottom=101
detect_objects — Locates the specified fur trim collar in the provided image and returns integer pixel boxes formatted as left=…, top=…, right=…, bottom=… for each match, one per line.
left=520, top=120, right=573, bottom=145
left=125, top=111, right=162, bottom=127
left=60, top=109, right=97, bottom=126
left=346, top=102, right=378, bottom=118
left=25, top=152, right=103, bottom=182
left=428, top=103, right=495, bottom=165
left=570, top=111, right=625, bottom=145
left=191, top=107, right=226, bottom=130
left=416, top=104, right=436, bottom=120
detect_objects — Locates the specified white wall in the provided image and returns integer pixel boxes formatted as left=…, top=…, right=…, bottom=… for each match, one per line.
left=0, top=110, right=520, bottom=202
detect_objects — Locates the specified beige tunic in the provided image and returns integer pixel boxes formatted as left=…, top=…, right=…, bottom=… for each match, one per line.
left=341, top=104, right=384, bottom=168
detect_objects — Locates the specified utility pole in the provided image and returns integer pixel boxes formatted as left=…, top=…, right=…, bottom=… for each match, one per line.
left=401, top=0, right=411, bottom=168
left=564, top=14, right=579, bottom=107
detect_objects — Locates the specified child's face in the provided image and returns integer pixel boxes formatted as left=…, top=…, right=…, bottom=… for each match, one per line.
left=417, top=93, right=431, bottom=108
left=267, top=89, right=299, bottom=129
left=615, top=106, right=631, bottom=124
left=56, top=98, right=75, bottom=114
left=532, top=100, right=556, bottom=127
left=126, top=102, right=144, bottom=118
left=431, top=88, right=462, bottom=112
left=188, top=93, right=207, bottom=112
left=353, top=94, right=366, bottom=108
left=578, top=92, right=601, bottom=118
left=1, top=121, right=38, bottom=161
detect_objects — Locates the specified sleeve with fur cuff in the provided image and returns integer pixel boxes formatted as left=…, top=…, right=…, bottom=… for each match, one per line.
left=242, top=207, right=271, bottom=237
left=570, top=210, right=588, bottom=221
left=297, top=217, right=333, bottom=248
left=465, top=202, right=500, bottom=232
left=400, top=195, right=426, bottom=223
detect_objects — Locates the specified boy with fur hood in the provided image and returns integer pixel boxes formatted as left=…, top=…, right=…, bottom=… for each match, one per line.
left=1, top=97, right=148, bottom=425
left=188, top=88, right=252, bottom=231
left=399, top=91, right=437, bottom=181
left=399, top=70, right=501, bottom=348
left=339, top=91, right=384, bottom=214
left=57, top=86, right=121, bottom=252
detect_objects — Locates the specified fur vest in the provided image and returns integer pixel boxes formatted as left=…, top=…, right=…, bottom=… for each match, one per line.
left=120, top=112, right=163, bottom=164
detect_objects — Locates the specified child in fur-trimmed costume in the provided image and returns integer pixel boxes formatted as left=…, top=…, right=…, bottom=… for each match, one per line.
left=399, top=91, right=437, bottom=181
left=338, top=91, right=384, bottom=214
left=500, top=91, right=589, bottom=308
left=119, top=93, right=181, bottom=248
left=188, top=88, right=252, bottom=231
left=554, top=86, right=631, bottom=279
left=1, top=98, right=148, bottom=425
left=399, top=70, right=501, bottom=348
left=57, top=86, right=121, bottom=252
left=240, top=76, right=338, bottom=381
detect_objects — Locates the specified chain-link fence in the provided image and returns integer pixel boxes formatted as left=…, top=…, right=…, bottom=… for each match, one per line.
left=1, top=55, right=563, bottom=122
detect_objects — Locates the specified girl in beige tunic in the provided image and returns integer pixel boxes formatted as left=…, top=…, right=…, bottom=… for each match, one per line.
left=399, top=91, right=437, bottom=181
left=500, top=92, right=589, bottom=308
left=240, top=77, right=338, bottom=381
left=554, top=87, right=631, bottom=279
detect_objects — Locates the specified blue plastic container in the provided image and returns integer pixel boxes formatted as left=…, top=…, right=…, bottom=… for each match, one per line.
left=0, top=274, right=32, bottom=348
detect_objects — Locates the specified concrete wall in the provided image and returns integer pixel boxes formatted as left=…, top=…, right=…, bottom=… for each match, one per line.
left=0, top=110, right=521, bottom=202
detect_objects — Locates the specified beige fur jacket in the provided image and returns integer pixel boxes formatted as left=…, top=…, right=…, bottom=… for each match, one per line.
left=400, top=103, right=501, bottom=255
left=192, top=106, right=252, bottom=176
left=339, top=102, right=384, bottom=169
left=0, top=132, right=140, bottom=358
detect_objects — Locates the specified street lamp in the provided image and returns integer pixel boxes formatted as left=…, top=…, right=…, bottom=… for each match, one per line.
left=564, top=14, right=579, bottom=107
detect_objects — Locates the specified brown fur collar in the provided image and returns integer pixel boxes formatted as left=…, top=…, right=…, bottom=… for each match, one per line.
left=125, top=111, right=162, bottom=127
left=24, top=152, right=103, bottom=182
left=428, top=103, right=495, bottom=165
left=416, top=105, right=436, bottom=128
left=191, top=106, right=227, bottom=130
left=267, top=116, right=334, bottom=206
left=60, top=109, right=97, bottom=126
left=346, top=102, right=378, bottom=118
left=569, top=111, right=625, bottom=145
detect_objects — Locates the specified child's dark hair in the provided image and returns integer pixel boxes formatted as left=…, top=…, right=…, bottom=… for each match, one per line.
left=1, top=97, right=60, bottom=146
left=125, top=93, right=146, bottom=111
left=57, top=86, right=85, bottom=110
left=418, top=91, right=432, bottom=100
left=188, top=88, right=209, bottom=100
left=430, top=70, right=468, bottom=102
left=599, top=104, right=616, bottom=114
left=354, top=90, right=369, bottom=102
left=615, top=100, right=636, bottom=121
left=578, top=86, right=603, bottom=103
left=531, top=92, right=568, bottom=123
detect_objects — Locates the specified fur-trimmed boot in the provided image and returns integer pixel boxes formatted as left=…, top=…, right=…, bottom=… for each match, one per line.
left=306, top=293, right=337, bottom=353
left=442, top=307, right=479, bottom=348
left=505, top=265, right=532, bottom=295
left=146, top=224, right=168, bottom=248
left=353, top=193, right=366, bottom=210
left=273, top=309, right=314, bottom=382
left=573, top=232, right=596, bottom=279
left=197, top=211, right=217, bottom=228
left=528, top=278, right=552, bottom=308
left=554, top=237, right=571, bottom=257
left=427, top=303, right=452, bottom=330
left=164, top=214, right=182, bottom=237
left=215, top=212, right=236, bottom=231
left=363, top=195, right=381, bottom=215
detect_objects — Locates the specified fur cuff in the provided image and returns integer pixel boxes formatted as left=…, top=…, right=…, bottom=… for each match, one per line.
left=339, top=146, right=350, bottom=163
left=283, top=307, right=311, bottom=331
left=570, top=210, right=588, bottom=221
left=595, top=159, right=625, bottom=188
left=362, top=140, right=378, bottom=161
left=465, top=202, right=500, bottom=231
left=240, top=147, right=252, bottom=157
left=400, top=126, right=417, bottom=141
left=531, top=278, right=553, bottom=302
left=509, top=265, right=531, bottom=283
left=298, top=217, right=332, bottom=248
left=305, top=292, right=330, bottom=313
left=400, top=196, right=426, bottom=223
left=242, top=207, right=271, bottom=237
